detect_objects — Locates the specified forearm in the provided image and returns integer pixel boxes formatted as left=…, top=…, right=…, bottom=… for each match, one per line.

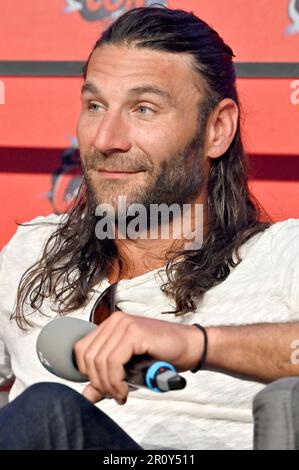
left=204, top=322, right=299, bottom=383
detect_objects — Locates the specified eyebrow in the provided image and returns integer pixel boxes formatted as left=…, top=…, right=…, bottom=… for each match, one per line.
left=81, top=82, right=176, bottom=106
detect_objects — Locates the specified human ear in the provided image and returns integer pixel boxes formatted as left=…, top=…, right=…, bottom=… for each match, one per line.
left=204, top=98, right=239, bottom=160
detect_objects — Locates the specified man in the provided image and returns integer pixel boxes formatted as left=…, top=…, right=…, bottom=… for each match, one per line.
left=0, top=5, right=299, bottom=450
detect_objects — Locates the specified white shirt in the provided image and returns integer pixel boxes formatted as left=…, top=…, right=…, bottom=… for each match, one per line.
left=1, top=214, right=299, bottom=450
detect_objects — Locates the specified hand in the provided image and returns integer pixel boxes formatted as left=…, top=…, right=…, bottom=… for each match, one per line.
left=74, top=311, right=204, bottom=405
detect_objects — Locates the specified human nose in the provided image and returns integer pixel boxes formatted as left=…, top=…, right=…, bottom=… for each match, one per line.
left=93, top=111, right=131, bottom=156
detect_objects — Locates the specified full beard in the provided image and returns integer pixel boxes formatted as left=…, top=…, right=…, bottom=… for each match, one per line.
left=81, top=124, right=206, bottom=227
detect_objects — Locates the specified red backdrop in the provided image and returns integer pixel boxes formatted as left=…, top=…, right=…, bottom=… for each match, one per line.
left=0, top=0, right=299, bottom=247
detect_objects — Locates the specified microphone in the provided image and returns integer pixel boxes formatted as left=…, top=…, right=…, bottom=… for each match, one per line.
left=36, top=317, right=186, bottom=393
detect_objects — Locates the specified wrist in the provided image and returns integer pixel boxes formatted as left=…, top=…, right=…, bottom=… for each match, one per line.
left=186, top=324, right=206, bottom=371
left=190, top=324, right=208, bottom=372
left=188, top=325, right=220, bottom=372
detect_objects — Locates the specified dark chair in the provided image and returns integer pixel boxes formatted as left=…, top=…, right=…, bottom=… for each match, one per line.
left=253, top=377, right=299, bottom=450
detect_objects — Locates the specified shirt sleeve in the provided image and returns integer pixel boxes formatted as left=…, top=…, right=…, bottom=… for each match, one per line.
left=0, top=214, right=62, bottom=388
left=0, top=245, right=14, bottom=387
left=270, top=218, right=299, bottom=318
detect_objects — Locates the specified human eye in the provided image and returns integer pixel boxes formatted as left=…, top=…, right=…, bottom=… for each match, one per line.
left=136, top=105, right=155, bottom=116
left=87, top=101, right=105, bottom=113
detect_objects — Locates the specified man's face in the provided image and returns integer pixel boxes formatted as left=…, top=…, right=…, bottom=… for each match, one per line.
left=77, top=44, right=209, bottom=213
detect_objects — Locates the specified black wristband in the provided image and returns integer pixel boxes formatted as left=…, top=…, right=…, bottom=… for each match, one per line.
left=191, top=324, right=208, bottom=373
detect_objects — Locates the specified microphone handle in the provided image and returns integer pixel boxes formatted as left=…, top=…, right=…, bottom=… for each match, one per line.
left=124, top=353, right=163, bottom=390
left=72, top=351, right=175, bottom=391
left=124, top=354, right=186, bottom=392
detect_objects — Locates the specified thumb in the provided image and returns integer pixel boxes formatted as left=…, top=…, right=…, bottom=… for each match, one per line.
left=83, top=383, right=104, bottom=404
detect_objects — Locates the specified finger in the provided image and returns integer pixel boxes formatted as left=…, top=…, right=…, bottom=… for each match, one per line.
left=83, top=383, right=104, bottom=404
left=74, top=310, right=125, bottom=375
left=103, top=344, right=130, bottom=403
left=100, top=323, right=148, bottom=402
left=74, top=324, right=107, bottom=374
left=84, top=317, right=131, bottom=396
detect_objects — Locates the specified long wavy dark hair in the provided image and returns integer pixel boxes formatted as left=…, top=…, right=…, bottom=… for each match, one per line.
left=12, top=5, right=271, bottom=329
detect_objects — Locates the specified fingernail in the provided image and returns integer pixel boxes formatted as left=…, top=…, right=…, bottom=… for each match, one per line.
left=116, top=395, right=126, bottom=405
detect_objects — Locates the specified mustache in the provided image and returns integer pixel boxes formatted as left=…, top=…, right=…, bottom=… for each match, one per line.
left=83, top=149, right=153, bottom=173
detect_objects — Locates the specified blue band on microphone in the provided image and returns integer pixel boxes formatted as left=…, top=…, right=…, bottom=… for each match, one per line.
left=145, top=361, right=176, bottom=392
